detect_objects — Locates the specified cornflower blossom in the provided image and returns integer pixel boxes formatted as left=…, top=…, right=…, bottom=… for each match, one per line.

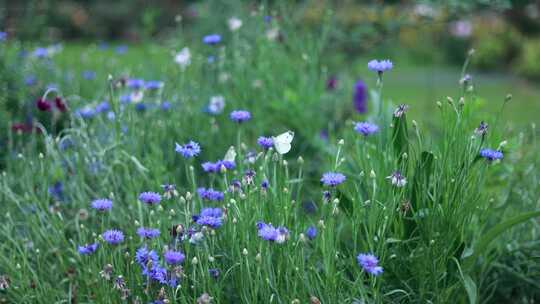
left=354, top=122, right=379, bottom=136
left=164, top=250, right=185, bottom=265
left=320, top=172, right=346, bottom=187
left=387, top=171, right=407, bottom=187
left=367, top=59, right=393, bottom=73
left=353, top=80, right=368, bottom=113
left=78, top=243, right=99, bottom=255
left=193, top=207, right=224, bottom=228
left=229, top=110, right=251, bottom=123
left=137, top=227, right=161, bottom=239
left=197, top=188, right=225, bottom=202
left=256, top=222, right=289, bottom=243
left=139, top=192, right=161, bottom=205
left=306, top=226, right=317, bottom=240
left=475, top=121, right=488, bottom=136
left=203, top=34, right=221, bottom=45
left=208, top=96, right=225, bottom=114
left=175, top=141, right=201, bottom=158
left=479, top=148, right=503, bottom=161
left=103, top=230, right=124, bottom=245
left=357, top=253, right=383, bottom=276
left=91, top=198, right=113, bottom=211
left=257, top=136, right=274, bottom=149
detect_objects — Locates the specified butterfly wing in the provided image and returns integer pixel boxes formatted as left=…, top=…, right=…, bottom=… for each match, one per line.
left=224, top=146, right=237, bottom=162
left=273, top=131, right=294, bottom=154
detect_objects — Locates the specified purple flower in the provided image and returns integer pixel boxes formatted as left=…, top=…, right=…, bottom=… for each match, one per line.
left=91, top=198, right=113, bottom=211
left=326, top=75, right=337, bottom=91
left=217, top=160, right=236, bottom=170
left=175, top=141, right=201, bottom=158
left=306, top=226, right=317, bottom=240
left=82, top=70, right=96, bottom=80
left=145, top=80, right=164, bottom=90
left=148, top=265, right=167, bottom=284
left=208, top=268, right=220, bottom=278
left=48, top=182, right=64, bottom=201
left=357, top=253, right=383, bottom=276
left=320, top=172, right=346, bottom=187
left=137, top=227, right=161, bottom=239
left=126, top=78, right=144, bottom=89
left=256, top=222, right=289, bottom=243
left=367, top=59, right=393, bottom=73
left=475, top=121, right=488, bottom=136
left=354, top=122, right=379, bottom=136
left=197, top=188, right=225, bottom=202
left=202, top=162, right=219, bottom=173
left=229, top=110, right=251, bottom=123
left=203, top=34, right=222, bottom=45
left=78, top=243, right=99, bottom=255
left=139, top=192, right=161, bottom=205
left=353, top=80, right=368, bottom=113
left=193, top=207, right=224, bottom=228
left=261, top=179, right=269, bottom=190
left=103, top=230, right=124, bottom=245
left=36, top=98, right=51, bottom=111
left=480, top=148, right=503, bottom=161
left=257, top=136, right=274, bottom=150
left=135, top=246, right=159, bottom=267
left=393, top=104, right=409, bottom=118
left=387, top=171, right=407, bottom=187
left=164, top=250, right=185, bottom=265
left=0, top=31, right=6, bottom=42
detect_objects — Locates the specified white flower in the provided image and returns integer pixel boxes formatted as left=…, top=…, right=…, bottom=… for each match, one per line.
left=387, top=171, right=407, bottom=187
left=174, top=47, right=191, bottom=69
left=228, top=17, right=243, bottom=31
left=266, top=28, right=279, bottom=41
left=208, top=96, right=225, bottom=114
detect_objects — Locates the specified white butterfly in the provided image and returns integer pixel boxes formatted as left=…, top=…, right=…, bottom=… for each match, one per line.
left=272, top=131, right=294, bottom=154
left=223, top=146, right=237, bottom=162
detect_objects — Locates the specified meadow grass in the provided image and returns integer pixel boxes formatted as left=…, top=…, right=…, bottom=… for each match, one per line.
left=0, top=4, right=539, bottom=304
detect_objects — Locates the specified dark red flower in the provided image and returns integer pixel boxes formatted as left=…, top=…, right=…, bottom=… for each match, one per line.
left=11, top=123, right=33, bottom=133
left=54, top=97, right=67, bottom=112
left=36, top=98, right=51, bottom=111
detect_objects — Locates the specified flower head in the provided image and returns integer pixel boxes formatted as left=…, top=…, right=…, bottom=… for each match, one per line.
left=475, top=121, right=488, bottom=136
left=78, top=243, right=99, bottom=255
left=139, top=192, right=161, bottom=205
left=357, top=253, right=383, bottom=276
left=174, top=47, right=191, bottom=69
left=353, top=80, right=368, bottom=113
left=91, top=198, right=113, bottom=211
left=306, top=226, right=317, bottom=240
left=480, top=148, right=503, bottom=161
left=320, top=172, right=346, bottom=187
left=193, top=207, right=224, bottom=228
left=36, top=98, right=51, bottom=111
left=228, top=17, right=243, bottom=31
left=229, top=110, right=251, bottom=123
left=256, top=222, right=289, bottom=243
left=197, top=188, right=224, bottom=201
left=208, top=96, right=225, bottom=115
left=367, top=59, right=393, bottom=73
left=135, top=246, right=159, bottom=267
left=175, top=141, right=201, bottom=158
left=354, top=122, right=379, bottom=136
left=103, top=229, right=124, bottom=245
left=387, top=171, right=407, bottom=187
left=137, top=227, right=161, bottom=239
left=257, top=136, right=274, bottom=150
left=164, top=250, right=185, bottom=265
left=394, top=104, right=409, bottom=118
left=203, top=34, right=221, bottom=45
left=145, top=80, right=164, bottom=90
left=127, top=78, right=145, bottom=90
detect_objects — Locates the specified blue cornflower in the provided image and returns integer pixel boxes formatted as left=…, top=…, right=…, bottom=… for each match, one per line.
left=95, top=101, right=110, bottom=113
left=135, top=246, right=159, bottom=268
left=202, top=162, right=219, bottom=173
left=257, top=136, right=274, bottom=150
left=306, top=226, right=317, bottom=240
left=135, top=103, right=147, bottom=112
left=354, top=122, right=379, bottom=136
left=357, top=253, right=383, bottom=276
left=137, top=227, right=161, bottom=239
left=48, top=182, right=64, bottom=201
left=203, top=34, right=222, bottom=45
left=164, top=250, right=185, bottom=265
left=217, top=160, right=236, bottom=170
left=161, top=101, right=171, bottom=111
left=256, top=222, right=289, bottom=243
left=32, top=47, right=49, bottom=58
left=480, top=148, right=503, bottom=161
left=139, top=192, right=161, bottom=205
left=193, top=207, right=224, bottom=228
left=148, top=264, right=167, bottom=284
left=25, top=75, right=37, bottom=86
left=103, top=229, right=124, bottom=245
left=321, top=172, right=346, bottom=187
left=126, top=78, right=145, bottom=90
left=367, top=59, right=393, bottom=73
left=76, top=107, right=96, bottom=119
left=0, top=31, right=6, bottom=41
left=115, top=45, right=128, bottom=54
left=91, top=198, right=113, bottom=211
left=197, top=188, right=224, bottom=201
left=175, top=141, right=201, bottom=158
left=208, top=268, right=220, bottom=279
left=261, top=179, right=269, bottom=190
left=353, top=80, right=368, bottom=113
left=145, top=80, right=164, bottom=90
left=78, top=243, right=99, bottom=255
left=229, top=110, right=251, bottom=123
left=82, top=70, right=96, bottom=80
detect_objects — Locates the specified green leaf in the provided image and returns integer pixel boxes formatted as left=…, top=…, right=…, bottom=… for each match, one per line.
left=462, top=210, right=540, bottom=269
left=462, top=274, right=478, bottom=304
left=392, top=113, right=409, bottom=163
